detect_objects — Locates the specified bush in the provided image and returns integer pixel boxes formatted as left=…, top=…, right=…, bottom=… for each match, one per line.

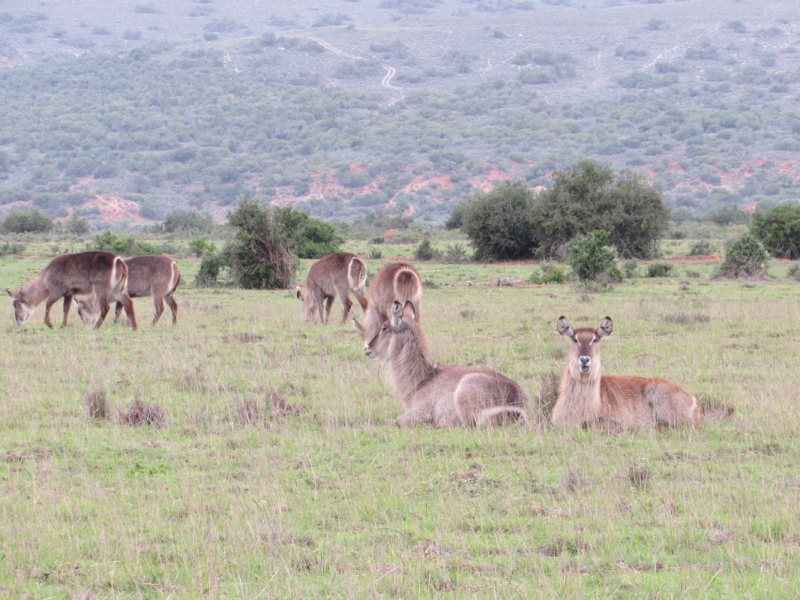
left=646, top=262, right=674, bottom=277
left=531, top=262, right=567, bottom=284
left=531, top=159, right=669, bottom=259
left=272, top=207, right=342, bottom=259
left=750, top=204, right=800, bottom=259
left=568, top=230, right=622, bottom=283
left=689, top=240, right=715, bottom=256
left=442, top=243, right=468, bottom=263
left=188, top=237, right=216, bottom=257
left=161, top=211, right=214, bottom=233
left=65, top=214, right=90, bottom=235
left=89, top=232, right=158, bottom=256
left=1, top=209, right=53, bottom=233
left=714, top=234, right=770, bottom=279
left=414, top=237, right=436, bottom=261
left=0, top=241, right=25, bottom=256
left=787, top=263, right=800, bottom=281
left=224, top=199, right=296, bottom=289
left=444, top=203, right=465, bottom=230
left=622, top=259, right=639, bottom=278
left=195, top=252, right=223, bottom=287
left=461, top=181, right=536, bottom=261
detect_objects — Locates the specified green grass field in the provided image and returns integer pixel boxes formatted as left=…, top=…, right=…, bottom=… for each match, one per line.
left=1, top=252, right=799, bottom=598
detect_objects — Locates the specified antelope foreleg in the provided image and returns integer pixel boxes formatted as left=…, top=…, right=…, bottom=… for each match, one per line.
left=61, top=295, right=73, bottom=328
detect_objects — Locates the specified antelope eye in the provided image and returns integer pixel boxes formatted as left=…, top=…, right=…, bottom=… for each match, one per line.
left=381, top=325, right=387, bottom=332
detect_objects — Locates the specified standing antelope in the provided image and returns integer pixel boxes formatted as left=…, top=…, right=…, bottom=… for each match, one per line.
left=296, top=252, right=367, bottom=325
left=353, top=262, right=422, bottom=351
left=553, top=316, right=700, bottom=430
left=356, top=301, right=529, bottom=428
left=75, top=255, right=181, bottom=326
left=6, top=251, right=136, bottom=330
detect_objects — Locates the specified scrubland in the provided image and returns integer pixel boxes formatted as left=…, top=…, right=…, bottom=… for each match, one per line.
left=1, top=253, right=799, bottom=598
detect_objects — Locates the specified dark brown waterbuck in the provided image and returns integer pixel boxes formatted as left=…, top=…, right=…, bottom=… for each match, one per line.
left=352, top=262, right=422, bottom=351
left=296, top=252, right=367, bottom=325
left=76, top=255, right=182, bottom=326
left=6, top=251, right=136, bottom=330
left=357, top=301, right=528, bottom=427
left=553, top=316, right=700, bottom=431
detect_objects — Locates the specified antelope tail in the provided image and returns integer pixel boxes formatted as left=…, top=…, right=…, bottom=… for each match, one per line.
left=349, top=258, right=367, bottom=292
left=476, top=406, right=529, bottom=428
left=111, top=257, right=128, bottom=295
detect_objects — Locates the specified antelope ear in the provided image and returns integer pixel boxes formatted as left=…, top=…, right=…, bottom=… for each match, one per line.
left=352, top=318, right=363, bottom=333
left=597, top=317, right=613, bottom=339
left=390, top=301, right=404, bottom=326
left=402, top=301, right=416, bottom=322
left=6, top=289, right=18, bottom=299
left=296, top=290, right=304, bottom=301
left=556, top=316, right=574, bottom=339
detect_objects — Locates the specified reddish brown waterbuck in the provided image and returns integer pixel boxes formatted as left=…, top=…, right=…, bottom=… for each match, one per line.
left=76, top=255, right=181, bottom=326
left=296, top=252, right=367, bottom=325
left=357, top=301, right=529, bottom=428
left=352, top=262, right=422, bottom=351
left=6, top=251, right=136, bottom=330
left=553, top=316, right=700, bottom=431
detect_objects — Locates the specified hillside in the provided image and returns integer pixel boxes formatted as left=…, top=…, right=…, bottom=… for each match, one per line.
left=0, top=0, right=798, bottom=226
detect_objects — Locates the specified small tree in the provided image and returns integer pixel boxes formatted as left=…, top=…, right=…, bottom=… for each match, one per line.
left=414, top=237, right=436, bottom=261
left=225, top=199, right=296, bottom=289
left=568, top=230, right=622, bottom=282
left=1, top=209, right=53, bottom=233
left=273, top=206, right=342, bottom=259
left=714, top=234, right=769, bottom=279
left=460, top=181, right=536, bottom=261
left=751, top=204, right=800, bottom=259
left=65, top=214, right=90, bottom=235
left=188, top=237, right=216, bottom=257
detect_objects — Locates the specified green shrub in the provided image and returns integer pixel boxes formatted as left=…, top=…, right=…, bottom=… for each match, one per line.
left=414, top=237, right=436, bottom=261
left=750, top=204, right=800, bottom=259
left=531, top=262, right=567, bottom=284
left=442, top=243, right=468, bottom=263
left=0, top=241, right=25, bottom=256
left=65, top=214, right=90, bottom=235
left=272, top=206, right=343, bottom=259
left=188, top=237, right=217, bottom=257
left=161, top=211, right=214, bottom=233
left=714, top=234, right=770, bottom=279
left=622, top=259, right=639, bottom=278
left=689, top=240, right=715, bottom=256
left=568, top=230, right=622, bottom=283
left=195, top=252, right=223, bottom=287
left=89, top=232, right=158, bottom=256
left=646, top=262, right=674, bottom=277
left=460, top=181, right=536, bottom=261
left=1, top=209, right=53, bottom=233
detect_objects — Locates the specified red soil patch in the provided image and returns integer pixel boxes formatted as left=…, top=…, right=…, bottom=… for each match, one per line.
left=83, top=195, right=145, bottom=223
left=663, top=255, right=722, bottom=263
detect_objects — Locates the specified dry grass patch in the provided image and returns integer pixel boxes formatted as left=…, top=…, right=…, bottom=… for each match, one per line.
left=698, top=394, right=735, bottom=421
left=118, top=397, right=166, bottom=427
left=662, top=312, right=711, bottom=325
left=84, top=388, right=108, bottom=419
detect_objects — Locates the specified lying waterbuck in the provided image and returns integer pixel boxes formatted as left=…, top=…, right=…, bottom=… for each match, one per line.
left=76, top=255, right=182, bottom=326
left=6, top=251, right=136, bottom=330
left=353, top=262, right=422, bottom=350
left=358, top=301, right=528, bottom=427
left=553, top=316, right=700, bottom=431
left=296, top=252, right=367, bottom=325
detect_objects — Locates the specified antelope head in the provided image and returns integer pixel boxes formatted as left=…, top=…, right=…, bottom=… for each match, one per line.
left=7, top=289, right=33, bottom=326
left=357, top=301, right=415, bottom=360
left=557, top=316, right=613, bottom=380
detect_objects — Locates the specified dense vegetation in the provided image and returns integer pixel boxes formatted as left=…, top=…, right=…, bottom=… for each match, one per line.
left=0, top=0, right=798, bottom=228
left=458, top=160, right=669, bottom=261
left=750, top=204, right=800, bottom=259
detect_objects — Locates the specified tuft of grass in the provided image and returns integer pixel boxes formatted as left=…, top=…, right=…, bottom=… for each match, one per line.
left=662, top=312, right=710, bottom=325
left=628, top=466, right=651, bottom=490
left=118, top=397, right=165, bottom=427
left=84, top=388, right=108, bottom=419
left=698, top=394, right=735, bottom=422
left=535, top=370, right=560, bottom=424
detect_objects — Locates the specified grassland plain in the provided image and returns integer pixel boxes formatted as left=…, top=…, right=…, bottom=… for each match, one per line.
left=1, top=252, right=799, bottom=599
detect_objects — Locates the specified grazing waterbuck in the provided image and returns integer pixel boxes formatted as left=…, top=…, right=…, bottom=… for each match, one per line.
left=553, top=316, right=700, bottom=431
left=6, top=251, right=136, bottom=330
left=352, top=262, right=422, bottom=350
left=357, top=301, right=529, bottom=428
left=76, top=255, right=182, bottom=326
left=296, top=252, right=367, bottom=325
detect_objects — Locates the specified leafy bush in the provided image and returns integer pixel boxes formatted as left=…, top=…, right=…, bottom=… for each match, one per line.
left=444, top=203, right=465, bottom=230
left=714, top=234, right=770, bottom=279
left=750, top=204, right=800, bottom=259
left=414, top=237, right=436, bottom=261
left=442, top=243, right=468, bottom=263
left=622, top=259, right=639, bottom=278
left=531, top=262, right=567, bottom=284
left=787, top=263, right=800, bottom=282
left=646, top=262, right=674, bottom=277
left=89, top=232, right=158, bottom=256
left=530, top=159, right=669, bottom=259
left=0, top=241, right=25, bottom=256
left=188, top=237, right=216, bottom=257
left=689, top=240, right=715, bottom=256
left=224, top=199, right=296, bottom=289
left=568, top=230, right=622, bottom=283
left=1, top=209, right=53, bottom=233
left=195, top=252, right=224, bottom=287
left=161, top=211, right=214, bottom=233
left=460, top=181, right=536, bottom=261
left=272, top=207, right=342, bottom=259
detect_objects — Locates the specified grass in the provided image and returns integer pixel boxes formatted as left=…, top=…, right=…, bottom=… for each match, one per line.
left=1, top=252, right=800, bottom=598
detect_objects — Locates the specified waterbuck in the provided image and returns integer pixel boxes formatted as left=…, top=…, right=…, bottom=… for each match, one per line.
left=357, top=301, right=529, bottom=428
left=553, top=316, right=700, bottom=431
left=296, top=252, right=367, bottom=325
left=75, top=255, right=182, bottom=326
left=352, top=262, right=422, bottom=351
left=6, top=251, right=136, bottom=330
